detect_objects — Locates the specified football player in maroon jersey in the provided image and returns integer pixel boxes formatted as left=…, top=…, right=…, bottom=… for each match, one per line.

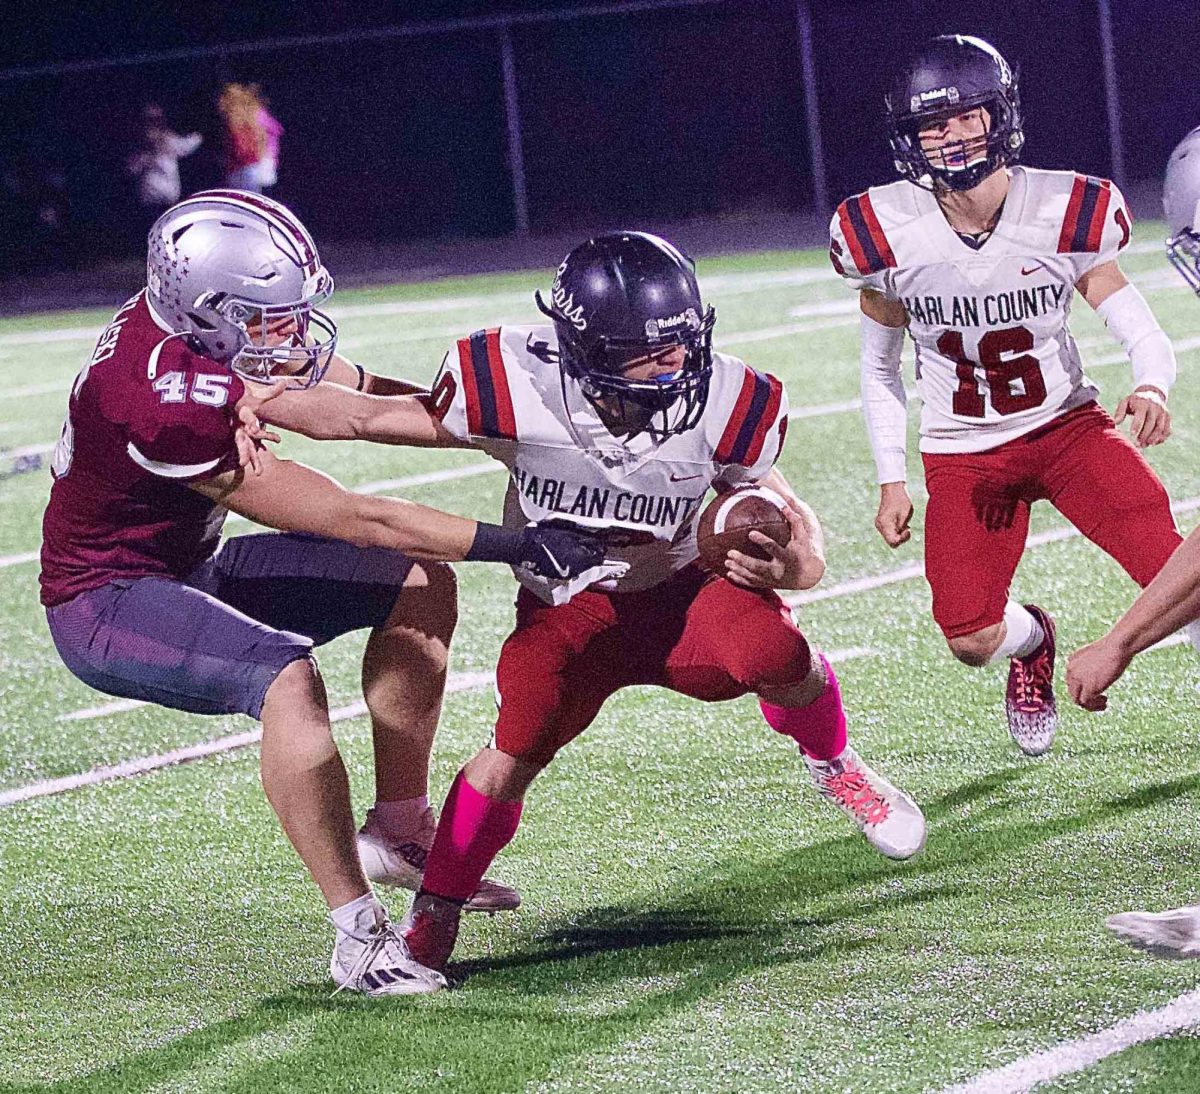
left=39, top=190, right=604, bottom=996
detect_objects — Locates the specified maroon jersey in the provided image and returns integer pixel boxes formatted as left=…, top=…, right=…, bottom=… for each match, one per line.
left=40, top=291, right=245, bottom=606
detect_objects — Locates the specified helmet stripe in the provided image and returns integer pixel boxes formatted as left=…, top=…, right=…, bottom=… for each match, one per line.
left=185, top=189, right=320, bottom=275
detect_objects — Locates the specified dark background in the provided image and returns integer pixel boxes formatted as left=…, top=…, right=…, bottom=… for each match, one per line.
left=1, top=0, right=1197, bottom=279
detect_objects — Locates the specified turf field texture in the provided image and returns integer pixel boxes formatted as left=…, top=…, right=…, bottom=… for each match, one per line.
left=2, top=232, right=1200, bottom=1094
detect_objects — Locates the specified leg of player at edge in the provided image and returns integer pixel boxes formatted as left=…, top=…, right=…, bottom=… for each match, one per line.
left=352, top=562, right=520, bottom=913
left=258, top=658, right=447, bottom=996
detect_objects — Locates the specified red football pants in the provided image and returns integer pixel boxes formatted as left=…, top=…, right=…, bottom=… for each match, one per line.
left=922, top=402, right=1182, bottom=640
left=492, top=566, right=813, bottom=765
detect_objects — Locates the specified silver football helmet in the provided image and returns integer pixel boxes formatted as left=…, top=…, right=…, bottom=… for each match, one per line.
left=1164, top=126, right=1200, bottom=296
left=146, top=189, right=336, bottom=386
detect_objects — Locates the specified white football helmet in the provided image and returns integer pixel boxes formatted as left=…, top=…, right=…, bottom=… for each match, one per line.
left=1164, top=126, right=1200, bottom=295
left=146, top=189, right=336, bottom=386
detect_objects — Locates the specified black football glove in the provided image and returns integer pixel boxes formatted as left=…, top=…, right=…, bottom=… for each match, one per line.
left=517, top=525, right=606, bottom=580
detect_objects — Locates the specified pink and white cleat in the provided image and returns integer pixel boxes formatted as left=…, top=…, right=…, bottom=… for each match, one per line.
left=804, top=745, right=926, bottom=860
left=358, top=807, right=520, bottom=913
left=402, top=892, right=463, bottom=974
left=1006, top=604, right=1057, bottom=756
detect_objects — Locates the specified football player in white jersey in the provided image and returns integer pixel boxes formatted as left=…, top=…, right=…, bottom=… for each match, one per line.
left=830, top=34, right=1187, bottom=757
left=1067, top=126, right=1200, bottom=960
left=247, top=231, right=928, bottom=974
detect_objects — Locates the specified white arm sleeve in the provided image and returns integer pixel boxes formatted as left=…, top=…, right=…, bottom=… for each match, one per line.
left=1095, top=283, right=1177, bottom=397
left=859, top=313, right=908, bottom=484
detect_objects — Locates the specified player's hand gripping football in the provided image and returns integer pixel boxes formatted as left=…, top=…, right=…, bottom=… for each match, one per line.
left=726, top=504, right=824, bottom=591
left=875, top=482, right=914, bottom=547
left=233, top=381, right=287, bottom=475
left=1066, top=635, right=1133, bottom=712
left=1115, top=386, right=1171, bottom=448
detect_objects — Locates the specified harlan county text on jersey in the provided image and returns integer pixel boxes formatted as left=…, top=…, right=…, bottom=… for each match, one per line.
left=903, top=283, right=1069, bottom=328
left=512, top=465, right=706, bottom=530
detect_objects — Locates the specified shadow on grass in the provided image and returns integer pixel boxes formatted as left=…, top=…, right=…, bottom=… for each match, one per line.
left=6, top=767, right=1199, bottom=1093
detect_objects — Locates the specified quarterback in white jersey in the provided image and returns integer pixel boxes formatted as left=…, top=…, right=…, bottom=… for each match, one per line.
left=251, top=230, right=928, bottom=974
left=831, top=34, right=1186, bottom=758
left=1067, top=129, right=1200, bottom=959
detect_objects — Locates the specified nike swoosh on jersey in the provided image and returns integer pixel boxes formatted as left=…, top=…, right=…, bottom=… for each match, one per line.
left=669, top=472, right=703, bottom=482
left=1020, top=264, right=1045, bottom=276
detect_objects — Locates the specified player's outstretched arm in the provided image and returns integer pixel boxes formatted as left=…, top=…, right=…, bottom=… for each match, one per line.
left=241, top=380, right=469, bottom=448
left=725, top=468, right=826, bottom=591
left=323, top=352, right=430, bottom=397
left=1078, top=260, right=1175, bottom=448
left=1067, top=524, right=1200, bottom=710
left=189, top=448, right=604, bottom=576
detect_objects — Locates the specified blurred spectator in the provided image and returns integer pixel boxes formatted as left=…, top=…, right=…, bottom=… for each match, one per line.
left=125, top=104, right=203, bottom=209
left=217, top=83, right=283, bottom=193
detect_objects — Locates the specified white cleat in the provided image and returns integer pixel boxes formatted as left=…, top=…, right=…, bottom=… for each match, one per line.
left=330, top=904, right=447, bottom=996
left=358, top=806, right=520, bottom=913
left=1106, top=905, right=1200, bottom=960
left=805, top=746, right=926, bottom=860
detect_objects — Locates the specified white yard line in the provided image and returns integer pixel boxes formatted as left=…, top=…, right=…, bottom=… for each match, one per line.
left=938, top=988, right=1200, bottom=1094
left=0, top=670, right=496, bottom=808
left=4, top=653, right=879, bottom=807
left=0, top=551, right=39, bottom=570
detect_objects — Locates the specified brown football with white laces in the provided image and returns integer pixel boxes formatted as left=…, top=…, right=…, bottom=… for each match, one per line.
left=695, top=485, right=791, bottom=572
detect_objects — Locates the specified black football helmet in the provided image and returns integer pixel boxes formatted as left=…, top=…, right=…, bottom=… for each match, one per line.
left=535, top=231, right=715, bottom=439
left=886, top=34, right=1023, bottom=192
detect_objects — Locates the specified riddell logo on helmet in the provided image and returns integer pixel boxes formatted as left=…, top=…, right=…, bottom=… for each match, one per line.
left=912, top=86, right=960, bottom=112
left=644, top=308, right=700, bottom=337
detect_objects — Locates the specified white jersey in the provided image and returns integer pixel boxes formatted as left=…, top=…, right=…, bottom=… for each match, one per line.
left=830, top=166, right=1133, bottom=453
left=433, top=324, right=789, bottom=601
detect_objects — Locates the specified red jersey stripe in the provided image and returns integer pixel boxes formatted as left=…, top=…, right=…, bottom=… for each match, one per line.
left=716, top=369, right=759, bottom=463
left=1085, top=180, right=1112, bottom=253
left=1057, top=174, right=1088, bottom=254
left=858, top=194, right=897, bottom=268
left=836, top=200, right=871, bottom=276
left=483, top=329, right=517, bottom=439
left=456, top=337, right=483, bottom=435
left=743, top=374, right=784, bottom=467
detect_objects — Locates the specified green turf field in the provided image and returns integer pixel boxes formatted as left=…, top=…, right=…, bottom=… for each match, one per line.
left=2, top=230, right=1199, bottom=1093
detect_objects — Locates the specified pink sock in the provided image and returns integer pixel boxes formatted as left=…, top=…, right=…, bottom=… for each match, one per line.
left=759, top=654, right=848, bottom=761
left=420, top=770, right=523, bottom=903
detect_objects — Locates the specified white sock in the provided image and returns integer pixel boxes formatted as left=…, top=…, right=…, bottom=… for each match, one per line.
left=330, top=891, right=387, bottom=938
left=990, top=601, right=1044, bottom=662
left=370, top=795, right=430, bottom=838
left=1185, top=620, right=1200, bottom=656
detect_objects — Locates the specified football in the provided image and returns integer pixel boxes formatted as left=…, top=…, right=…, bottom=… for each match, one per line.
left=695, top=485, right=791, bottom=572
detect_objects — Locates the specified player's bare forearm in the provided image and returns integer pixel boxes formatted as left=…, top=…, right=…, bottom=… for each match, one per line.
left=324, top=352, right=429, bottom=397
left=191, top=449, right=477, bottom=560
left=256, top=383, right=463, bottom=447
left=1107, top=526, right=1200, bottom=656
